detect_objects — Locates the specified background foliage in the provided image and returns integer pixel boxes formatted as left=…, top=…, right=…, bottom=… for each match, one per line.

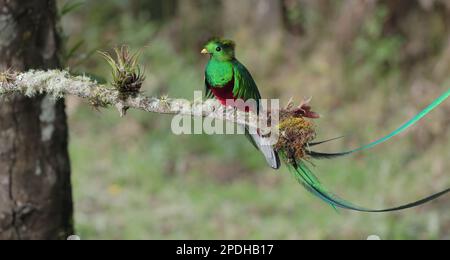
left=60, top=0, right=450, bottom=239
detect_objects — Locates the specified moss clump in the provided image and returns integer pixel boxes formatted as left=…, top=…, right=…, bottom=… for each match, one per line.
left=100, top=46, right=145, bottom=96
left=275, top=116, right=316, bottom=161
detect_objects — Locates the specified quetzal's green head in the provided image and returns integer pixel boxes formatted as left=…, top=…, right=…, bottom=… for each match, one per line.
left=201, top=38, right=235, bottom=61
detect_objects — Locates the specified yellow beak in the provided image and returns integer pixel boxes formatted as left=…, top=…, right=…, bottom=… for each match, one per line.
left=201, top=48, right=209, bottom=54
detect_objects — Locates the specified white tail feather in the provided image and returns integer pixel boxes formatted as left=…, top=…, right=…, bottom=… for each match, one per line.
left=244, top=126, right=280, bottom=169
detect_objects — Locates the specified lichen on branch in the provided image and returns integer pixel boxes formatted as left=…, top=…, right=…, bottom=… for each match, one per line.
left=0, top=70, right=265, bottom=128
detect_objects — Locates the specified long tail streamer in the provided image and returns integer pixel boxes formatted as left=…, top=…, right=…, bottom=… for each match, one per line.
left=286, top=157, right=450, bottom=212
left=308, top=88, right=450, bottom=159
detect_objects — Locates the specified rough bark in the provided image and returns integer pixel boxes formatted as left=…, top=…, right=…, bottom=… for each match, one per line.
left=0, top=0, right=73, bottom=240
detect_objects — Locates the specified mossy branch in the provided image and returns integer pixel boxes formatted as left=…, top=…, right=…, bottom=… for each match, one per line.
left=0, top=67, right=318, bottom=160
left=0, top=69, right=267, bottom=129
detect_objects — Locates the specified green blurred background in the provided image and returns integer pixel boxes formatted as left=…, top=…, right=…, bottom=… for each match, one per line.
left=59, top=0, right=449, bottom=239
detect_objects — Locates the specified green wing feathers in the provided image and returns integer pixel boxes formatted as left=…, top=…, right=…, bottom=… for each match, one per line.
left=232, top=60, right=261, bottom=108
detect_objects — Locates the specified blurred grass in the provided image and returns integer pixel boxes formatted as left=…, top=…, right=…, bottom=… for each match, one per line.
left=62, top=0, right=450, bottom=239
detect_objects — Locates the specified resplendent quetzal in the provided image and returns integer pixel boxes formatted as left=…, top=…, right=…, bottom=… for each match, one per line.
left=201, top=38, right=450, bottom=212
left=202, top=38, right=280, bottom=169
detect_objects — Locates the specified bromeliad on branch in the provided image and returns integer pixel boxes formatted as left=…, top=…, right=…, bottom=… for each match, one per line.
left=201, top=38, right=450, bottom=212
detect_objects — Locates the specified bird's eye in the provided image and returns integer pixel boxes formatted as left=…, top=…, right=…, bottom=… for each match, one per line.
left=216, top=47, right=222, bottom=52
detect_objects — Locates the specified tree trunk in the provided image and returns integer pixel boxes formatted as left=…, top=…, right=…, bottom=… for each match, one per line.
left=0, top=0, right=73, bottom=240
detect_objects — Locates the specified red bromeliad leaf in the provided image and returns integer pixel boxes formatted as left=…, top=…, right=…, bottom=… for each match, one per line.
left=291, top=98, right=320, bottom=119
